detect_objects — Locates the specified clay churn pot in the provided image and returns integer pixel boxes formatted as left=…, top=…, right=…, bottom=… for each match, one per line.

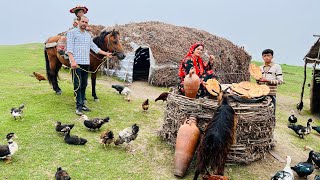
left=174, top=116, right=200, bottom=177
left=183, top=71, right=200, bottom=98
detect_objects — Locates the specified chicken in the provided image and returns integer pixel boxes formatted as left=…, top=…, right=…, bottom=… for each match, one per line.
left=114, top=124, right=139, bottom=146
left=10, top=104, right=25, bottom=120
left=61, top=126, right=87, bottom=145
left=271, top=156, right=294, bottom=180
left=121, top=87, right=131, bottom=102
left=111, top=85, right=125, bottom=94
left=55, top=121, right=74, bottom=133
left=81, top=115, right=110, bottom=131
left=142, top=99, right=149, bottom=111
left=100, top=130, right=114, bottom=148
left=155, top=92, right=169, bottom=102
left=112, top=85, right=131, bottom=101
left=33, top=72, right=47, bottom=81
left=0, top=133, right=18, bottom=164
left=55, top=167, right=71, bottom=180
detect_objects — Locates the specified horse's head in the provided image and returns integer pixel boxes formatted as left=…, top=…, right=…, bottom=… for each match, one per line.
left=104, top=29, right=126, bottom=60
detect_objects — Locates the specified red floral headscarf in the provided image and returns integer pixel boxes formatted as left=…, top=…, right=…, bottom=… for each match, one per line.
left=178, top=43, right=205, bottom=78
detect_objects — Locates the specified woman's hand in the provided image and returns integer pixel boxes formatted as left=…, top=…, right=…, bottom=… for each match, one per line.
left=209, top=55, right=215, bottom=64
left=189, top=67, right=195, bottom=75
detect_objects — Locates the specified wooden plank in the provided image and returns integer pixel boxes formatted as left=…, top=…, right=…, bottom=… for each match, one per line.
left=269, top=150, right=285, bottom=163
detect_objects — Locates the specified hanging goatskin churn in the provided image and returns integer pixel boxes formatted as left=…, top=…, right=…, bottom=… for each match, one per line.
left=184, top=71, right=200, bottom=98
left=174, top=116, right=200, bottom=177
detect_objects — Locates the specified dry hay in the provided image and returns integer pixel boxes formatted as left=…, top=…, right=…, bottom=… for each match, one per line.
left=99, top=21, right=251, bottom=86
left=158, top=91, right=275, bottom=164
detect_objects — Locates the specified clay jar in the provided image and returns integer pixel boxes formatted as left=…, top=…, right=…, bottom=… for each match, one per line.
left=184, top=71, right=200, bottom=98
left=174, top=116, right=200, bottom=177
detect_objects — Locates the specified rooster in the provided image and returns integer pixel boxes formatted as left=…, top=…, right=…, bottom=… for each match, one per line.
left=55, top=167, right=71, bottom=180
left=81, top=115, right=110, bottom=131
left=142, top=99, right=149, bottom=111
left=114, top=124, right=139, bottom=146
left=194, top=94, right=235, bottom=180
left=155, top=92, right=169, bottom=102
left=100, top=130, right=114, bottom=148
left=10, top=104, right=25, bottom=120
left=33, top=72, right=47, bottom=81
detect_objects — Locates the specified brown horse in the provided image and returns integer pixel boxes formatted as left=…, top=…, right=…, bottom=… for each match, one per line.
left=44, top=29, right=125, bottom=101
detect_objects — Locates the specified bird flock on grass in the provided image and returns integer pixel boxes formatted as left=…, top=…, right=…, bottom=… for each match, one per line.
left=3, top=82, right=173, bottom=178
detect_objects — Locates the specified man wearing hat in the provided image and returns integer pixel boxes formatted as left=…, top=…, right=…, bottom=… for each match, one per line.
left=66, top=15, right=112, bottom=115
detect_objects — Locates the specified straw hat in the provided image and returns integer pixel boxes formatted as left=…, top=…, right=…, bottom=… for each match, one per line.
left=69, top=5, right=88, bottom=14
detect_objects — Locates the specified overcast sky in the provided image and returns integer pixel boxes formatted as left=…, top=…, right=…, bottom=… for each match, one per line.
left=1, top=0, right=320, bottom=66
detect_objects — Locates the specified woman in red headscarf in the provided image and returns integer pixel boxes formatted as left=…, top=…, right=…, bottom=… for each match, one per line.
left=178, top=43, right=216, bottom=97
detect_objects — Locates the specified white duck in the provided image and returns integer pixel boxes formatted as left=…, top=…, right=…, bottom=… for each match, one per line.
left=271, top=156, right=294, bottom=180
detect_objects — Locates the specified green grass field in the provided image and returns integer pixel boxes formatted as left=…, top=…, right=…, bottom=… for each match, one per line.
left=0, top=44, right=318, bottom=179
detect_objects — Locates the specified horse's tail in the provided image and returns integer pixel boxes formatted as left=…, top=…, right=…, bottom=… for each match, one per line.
left=44, top=49, right=53, bottom=85
left=194, top=95, right=235, bottom=179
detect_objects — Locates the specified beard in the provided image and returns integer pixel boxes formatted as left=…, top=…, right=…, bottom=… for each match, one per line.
left=80, top=25, right=87, bottom=30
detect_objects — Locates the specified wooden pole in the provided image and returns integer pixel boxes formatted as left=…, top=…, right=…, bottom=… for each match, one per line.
left=299, top=60, right=307, bottom=105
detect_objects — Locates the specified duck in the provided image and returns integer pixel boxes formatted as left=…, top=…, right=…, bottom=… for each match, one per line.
left=312, top=126, right=320, bottom=134
left=10, top=104, right=24, bottom=120
left=55, top=121, right=74, bottom=133
left=61, top=126, right=87, bottom=145
left=288, top=115, right=297, bottom=124
left=288, top=118, right=312, bottom=138
left=291, top=150, right=314, bottom=178
left=0, top=133, right=18, bottom=163
left=304, top=146, right=320, bottom=168
left=81, top=115, right=110, bottom=131
left=271, top=156, right=294, bottom=180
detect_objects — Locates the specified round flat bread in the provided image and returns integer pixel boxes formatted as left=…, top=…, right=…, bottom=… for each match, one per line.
left=260, top=84, right=270, bottom=96
left=248, top=86, right=263, bottom=98
left=249, top=64, right=262, bottom=80
left=238, top=81, right=257, bottom=90
left=205, top=79, right=221, bottom=96
left=231, top=83, right=250, bottom=98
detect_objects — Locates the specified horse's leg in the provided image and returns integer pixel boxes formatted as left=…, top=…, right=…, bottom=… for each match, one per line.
left=49, top=56, right=62, bottom=95
left=45, top=49, right=62, bottom=95
left=91, top=72, right=99, bottom=101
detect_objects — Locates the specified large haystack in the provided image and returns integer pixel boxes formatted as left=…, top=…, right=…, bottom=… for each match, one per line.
left=92, top=21, right=251, bottom=86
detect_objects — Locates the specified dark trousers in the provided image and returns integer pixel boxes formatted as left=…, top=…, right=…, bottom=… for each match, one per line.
left=72, top=65, right=89, bottom=109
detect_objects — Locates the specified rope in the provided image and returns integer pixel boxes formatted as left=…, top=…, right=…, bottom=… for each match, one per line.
left=71, top=56, right=109, bottom=102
